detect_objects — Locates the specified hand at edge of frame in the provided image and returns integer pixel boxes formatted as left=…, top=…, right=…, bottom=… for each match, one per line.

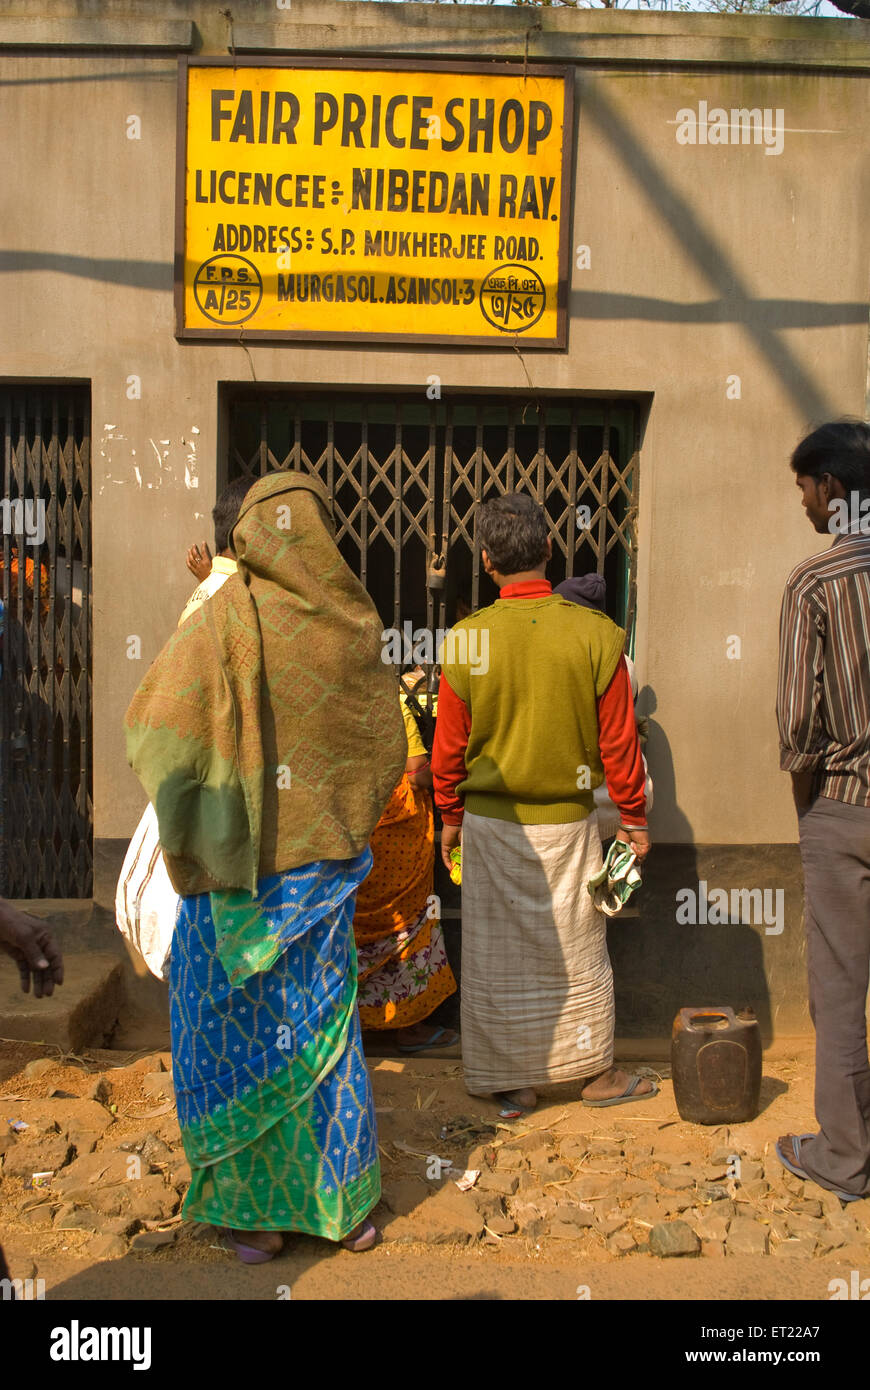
left=186, top=542, right=213, bottom=582
left=0, top=900, right=64, bottom=997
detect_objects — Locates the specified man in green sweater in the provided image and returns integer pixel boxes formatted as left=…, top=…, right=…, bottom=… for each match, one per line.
left=432, top=492, right=655, bottom=1116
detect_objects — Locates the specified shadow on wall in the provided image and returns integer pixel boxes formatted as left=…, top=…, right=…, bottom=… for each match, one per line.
left=572, top=73, right=849, bottom=423
left=607, top=686, right=807, bottom=1044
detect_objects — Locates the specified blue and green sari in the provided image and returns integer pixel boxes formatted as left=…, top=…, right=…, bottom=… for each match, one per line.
left=169, top=848, right=379, bottom=1239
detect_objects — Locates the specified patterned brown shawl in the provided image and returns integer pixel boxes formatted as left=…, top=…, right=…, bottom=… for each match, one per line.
left=125, top=471, right=406, bottom=896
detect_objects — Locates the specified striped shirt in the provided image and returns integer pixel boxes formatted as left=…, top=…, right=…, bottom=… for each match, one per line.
left=777, top=531, right=870, bottom=807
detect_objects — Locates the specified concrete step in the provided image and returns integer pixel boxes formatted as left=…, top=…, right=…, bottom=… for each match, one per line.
left=0, top=951, right=125, bottom=1053
left=1, top=897, right=168, bottom=1052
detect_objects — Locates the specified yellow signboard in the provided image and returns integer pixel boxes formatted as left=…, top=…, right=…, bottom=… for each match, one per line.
left=176, top=59, right=573, bottom=346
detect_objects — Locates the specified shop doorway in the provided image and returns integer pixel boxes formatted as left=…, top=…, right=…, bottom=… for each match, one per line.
left=0, top=385, right=92, bottom=897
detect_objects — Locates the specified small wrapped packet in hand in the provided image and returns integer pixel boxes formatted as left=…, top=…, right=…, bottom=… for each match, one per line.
left=587, top=839, right=642, bottom=917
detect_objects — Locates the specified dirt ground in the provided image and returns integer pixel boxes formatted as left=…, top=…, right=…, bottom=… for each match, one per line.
left=1, top=1036, right=868, bottom=1302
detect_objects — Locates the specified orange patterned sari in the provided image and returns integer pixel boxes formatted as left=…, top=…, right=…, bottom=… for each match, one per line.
left=354, top=773, right=456, bottom=1029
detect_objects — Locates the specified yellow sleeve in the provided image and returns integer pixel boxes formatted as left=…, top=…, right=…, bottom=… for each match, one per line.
left=400, top=695, right=427, bottom=758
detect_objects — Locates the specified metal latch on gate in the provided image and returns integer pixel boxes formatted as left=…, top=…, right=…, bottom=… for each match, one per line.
left=426, top=554, right=446, bottom=590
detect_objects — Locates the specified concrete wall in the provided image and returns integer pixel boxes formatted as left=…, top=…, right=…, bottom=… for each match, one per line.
left=2, top=1, right=869, bottom=1034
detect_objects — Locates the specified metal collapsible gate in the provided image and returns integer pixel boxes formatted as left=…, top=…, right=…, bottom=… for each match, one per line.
left=226, top=391, right=640, bottom=652
left=0, top=386, right=92, bottom=898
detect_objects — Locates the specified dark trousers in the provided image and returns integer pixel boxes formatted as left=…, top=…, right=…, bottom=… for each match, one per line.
left=798, top=795, right=870, bottom=1196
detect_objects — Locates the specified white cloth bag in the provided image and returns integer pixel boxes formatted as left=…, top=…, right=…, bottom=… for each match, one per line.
left=115, top=803, right=180, bottom=982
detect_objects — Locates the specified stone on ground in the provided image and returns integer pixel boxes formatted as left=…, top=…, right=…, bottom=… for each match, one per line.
left=607, top=1230, right=637, bottom=1255
left=735, top=1179, right=769, bottom=1203
left=726, top=1217, right=770, bottom=1255
left=549, top=1221, right=588, bottom=1239
left=565, top=1174, right=617, bottom=1201
left=621, top=1177, right=656, bottom=1197
left=23, top=1058, right=56, bottom=1079
left=597, top=1214, right=628, bottom=1236
left=648, top=1220, right=701, bottom=1257
left=495, top=1146, right=527, bottom=1171
left=535, top=1158, right=573, bottom=1183
left=477, top=1169, right=518, bottom=1196
left=510, top=1202, right=546, bottom=1238
left=54, top=1204, right=99, bottom=1232
left=84, top=1075, right=110, bottom=1105
left=142, top=1072, right=174, bottom=1100
left=658, top=1192, right=694, bottom=1215
left=53, top=1150, right=142, bottom=1198
left=130, top=1229, right=178, bottom=1251
left=625, top=1144, right=653, bottom=1164
left=552, top=1202, right=594, bottom=1228
left=13, top=1098, right=112, bottom=1155
left=630, top=1195, right=670, bottom=1226
left=775, top=1237, right=818, bottom=1258
left=559, top=1136, right=589, bottom=1163
left=87, top=1234, right=127, bottom=1260
left=19, top=1204, right=54, bottom=1228
left=659, top=1170, right=695, bottom=1191
left=2, top=1133, right=73, bottom=1180
left=485, top=1211, right=517, bottom=1235
left=694, top=1212, right=731, bottom=1244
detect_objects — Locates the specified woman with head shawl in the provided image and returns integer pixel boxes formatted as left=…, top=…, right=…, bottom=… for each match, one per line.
left=125, top=472, right=406, bottom=1261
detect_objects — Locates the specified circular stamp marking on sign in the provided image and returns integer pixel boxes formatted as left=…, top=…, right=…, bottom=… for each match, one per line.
left=479, top=264, right=546, bottom=333
left=193, top=254, right=263, bottom=325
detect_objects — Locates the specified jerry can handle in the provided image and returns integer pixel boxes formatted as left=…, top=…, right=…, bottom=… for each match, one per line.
left=678, top=1007, right=737, bottom=1031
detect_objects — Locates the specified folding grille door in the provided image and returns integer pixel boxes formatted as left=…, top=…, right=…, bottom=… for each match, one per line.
left=226, top=391, right=640, bottom=652
left=0, top=386, right=92, bottom=897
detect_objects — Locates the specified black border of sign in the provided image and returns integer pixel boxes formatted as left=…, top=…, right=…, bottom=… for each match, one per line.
left=174, top=55, right=574, bottom=349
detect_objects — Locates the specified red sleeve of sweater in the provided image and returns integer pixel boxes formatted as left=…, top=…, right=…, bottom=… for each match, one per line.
left=597, top=658, right=647, bottom=827
left=432, top=674, right=471, bottom=825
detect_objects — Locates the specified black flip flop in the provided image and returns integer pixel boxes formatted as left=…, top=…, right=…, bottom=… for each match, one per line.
left=582, top=1074, right=659, bottom=1108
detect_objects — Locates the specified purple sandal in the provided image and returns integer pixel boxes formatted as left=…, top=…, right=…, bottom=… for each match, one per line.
left=224, top=1229, right=283, bottom=1264
left=340, top=1218, right=377, bottom=1252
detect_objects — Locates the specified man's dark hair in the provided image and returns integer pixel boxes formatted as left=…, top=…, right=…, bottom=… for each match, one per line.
left=213, top=476, right=255, bottom=553
left=477, top=492, right=549, bottom=575
left=791, top=420, right=870, bottom=501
